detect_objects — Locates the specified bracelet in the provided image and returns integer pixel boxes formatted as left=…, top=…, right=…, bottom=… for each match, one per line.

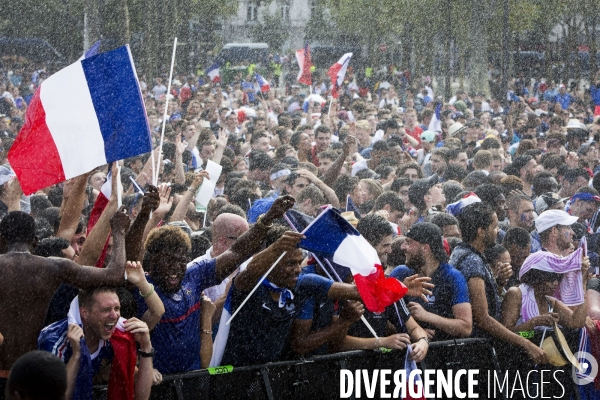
left=140, top=284, right=155, bottom=298
left=138, top=348, right=155, bottom=358
left=374, top=337, right=380, bottom=349
left=417, top=337, right=430, bottom=345
left=187, top=186, right=197, bottom=193
left=202, top=330, right=213, bottom=335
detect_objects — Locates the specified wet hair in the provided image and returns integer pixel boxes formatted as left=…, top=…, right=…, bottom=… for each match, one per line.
left=296, top=185, right=326, bottom=205
left=427, top=213, right=459, bottom=229
left=144, top=226, right=192, bottom=256
left=503, top=227, right=531, bottom=249
left=78, top=287, right=118, bottom=309
left=230, top=188, right=261, bottom=213
left=456, top=203, right=495, bottom=243
left=532, top=171, right=557, bottom=197
left=474, top=184, right=504, bottom=206
left=521, top=269, right=563, bottom=286
left=263, top=225, right=290, bottom=248
left=30, top=195, right=53, bottom=217
left=332, top=175, right=359, bottom=204
left=391, top=177, right=413, bottom=192
left=215, top=204, right=247, bottom=220
left=190, top=235, right=212, bottom=260
left=462, top=171, right=490, bottom=191
left=34, top=217, right=54, bottom=241
left=0, top=211, right=35, bottom=244
left=373, top=191, right=405, bottom=213
left=484, top=244, right=508, bottom=265
left=356, top=214, right=394, bottom=247
left=39, top=207, right=61, bottom=235
left=32, top=237, right=70, bottom=258
left=443, top=165, right=468, bottom=183
left=6, top=350, right=67, bottom=400
left=47, top=186, right=63, bottom=207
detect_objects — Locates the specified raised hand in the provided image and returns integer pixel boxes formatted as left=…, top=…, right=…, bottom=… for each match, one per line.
left=175, top=134, right=186, bottom=156
left=339, top=300, right=365, bottom=324
left=190, top=171, right=210, bottom=192
left=67, top=324, right=84, bottom=355
left=264, top=195, right=296, bottom=221
left=154, top=184, right=173, bottom=216
left=110, top=206, right=131, bottom=234
left=125, top=261, right=147, bottom=286
left=123, top=317, right=152, bottom=352
left=403, top=274, right=434, bottom=301
left=140, top=185, right=160, bottom=214
left=216, top=128, right=229, bottom=149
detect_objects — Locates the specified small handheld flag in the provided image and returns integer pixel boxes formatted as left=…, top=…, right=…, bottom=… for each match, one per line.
left=327, top=53, right=352, bottom=98
left=255, top=73, right=270, bottom=92
left=295, top=43, right=312, bottom=86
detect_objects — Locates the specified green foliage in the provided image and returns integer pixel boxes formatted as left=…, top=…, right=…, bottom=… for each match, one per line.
left=251, top=10, right=289, bottom=52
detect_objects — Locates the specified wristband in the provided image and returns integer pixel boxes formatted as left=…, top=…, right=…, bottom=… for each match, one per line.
left=417, top=337, right=430, bottom=345
left=187, top=186, right=197, bottom=193
left=256, top=214, right=273, bottom=229
left=138, top=348, right=155, bottom=358
left=140, top=284, right=155, bottom=298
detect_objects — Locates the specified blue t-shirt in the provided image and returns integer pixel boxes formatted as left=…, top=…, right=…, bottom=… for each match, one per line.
left=222, top=273, right=332, bottom=366
left=390, top=263, right=469, bottom=341
left=134, top=258, right=219, bottom=374
left=449, top=243, right=499, bottom=338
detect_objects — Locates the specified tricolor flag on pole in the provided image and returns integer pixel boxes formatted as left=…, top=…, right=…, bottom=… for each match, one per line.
left=255, top=73, right=270, bottom=92
left=206, top=62, right=221, bottom=83
left=295, top=43, right=312, bottom=86
left=8, top=46, right=152, bottom=195
left=327, top=53, right=352, bottom=98
left=428, top=102, right=442, bottom=133
left=298, top=207, right=408, bottom=313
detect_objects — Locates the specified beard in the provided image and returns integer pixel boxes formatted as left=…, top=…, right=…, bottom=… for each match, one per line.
left=406, top=252, right=426, bottom=271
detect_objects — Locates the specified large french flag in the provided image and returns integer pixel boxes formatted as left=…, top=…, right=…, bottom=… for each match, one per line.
left=8, top=46, right=151, bottom=195
left=295, top=43, right=312, bottom=86
left=299, top=207, right=407, bottom=313
left=327, top=53, right=352, bottom=98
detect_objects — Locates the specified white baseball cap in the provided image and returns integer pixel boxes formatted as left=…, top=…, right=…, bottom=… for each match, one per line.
left=535, top=209, right=579, bottom=233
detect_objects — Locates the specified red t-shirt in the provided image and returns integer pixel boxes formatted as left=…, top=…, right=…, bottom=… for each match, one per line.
left=404, top=126, right=423, bottom=149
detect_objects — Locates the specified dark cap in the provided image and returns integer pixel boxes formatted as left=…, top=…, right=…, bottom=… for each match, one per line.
left=406, top=222, right=449, bottom=263
left=408, top=174, right=439, bottom=210
left=535, top=192, right=566, bottom=214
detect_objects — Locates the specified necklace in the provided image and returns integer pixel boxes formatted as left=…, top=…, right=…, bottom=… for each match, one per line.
left=8, top=250, right=30, bottom=254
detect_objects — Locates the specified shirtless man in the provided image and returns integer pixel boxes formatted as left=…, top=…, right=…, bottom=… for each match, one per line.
left=0, top=209, right=130, bottom=374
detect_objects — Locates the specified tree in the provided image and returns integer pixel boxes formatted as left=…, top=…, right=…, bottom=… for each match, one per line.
left=252, top=9, right=289, bottom=52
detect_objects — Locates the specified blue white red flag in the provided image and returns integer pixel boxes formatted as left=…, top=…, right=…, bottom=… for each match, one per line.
left=295, top=43, right=312, bottom=86
left=255, top=73, right=270, bottom=92
left=206, top=62, right=221, bottom=83
left=428, top=103, right=442, bottom=133
left=327, top=53, right=352, bottom=98
left=298, top=207, right=407, bottom=312
left=445, top=192, right=481, bottom=216
left=8, top=46, right=151, bottom=195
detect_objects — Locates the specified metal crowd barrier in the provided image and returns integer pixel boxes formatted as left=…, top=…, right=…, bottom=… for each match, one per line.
left=93, top=338, right=503, bottom=400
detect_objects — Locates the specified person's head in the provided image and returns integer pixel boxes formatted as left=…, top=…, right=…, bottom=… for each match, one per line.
left=472, top=150, right=492, bottom=171
left=402, top=222, right=449, bottom=269
left=143, top=226, right=191, bottom=293
left=211, top=213, right=249, bottom=257
left=474, top=184, right=508, bottom=221
left=78, top=287, right=120, bottom=341
left=506, top=193, right=535, bottom=230
left=532, top=171, right=559, bottom=197
left=284, top=172, right=310, bottom=198
left=456, top=203, right=498, bottom=248
left=358, top=179, right=384, bottom=204
left=356, top=214, right=394, bottom=264
left=462, top=171, right=491, bottom=191
left=32, top=237, right=72, bottom=259
left=248, top=151, right=275, bottom=183
left=536, top=209, right=578, bottom=251
left=502, top=227, right=531, bottom=268
left=296, top=186, right=327, bottom=217
left=568, top=188, right=600, bottom=221
left=509, top=155, right=537, bottom=184
left=430, top=148, right=449, bottom=175
left=250, top=131, right=270, bottom=153
left=332, top=175, right=360, bottom=204
left=372, top=191, right=405, bottom=225
left=317, top=150, right=339, bottom=176
left=560, top=168, right=591, bottom=198
left=521, top=268, right=562, bottom=296
left=263, top=227, right=304, bottom=289
left=0, top=211, right=37, bottom=249
left=427, top=213, right=461, bottom=239
left=89, top=171, right=107, bottom=191
left=484, top=244, right=511, bottom=274
left=315, top=125, right=332, bottom=152
left=199, top=141, right=216, bottom=161
left=408, top=174, right=445, bottom=212
left=290, top=131, right=312, bottom=152
left=447, top=148, right=469, bottom=171
left=5, top=351, right=67, bottom=400
left=397, top=162, right=423, bottom=182
left=391, top=177, right=413, bottom=207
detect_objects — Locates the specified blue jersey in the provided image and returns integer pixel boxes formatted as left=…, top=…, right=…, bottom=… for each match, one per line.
left=390, top=263, right=469, bottom=341
left=222, top=273, right=332, bottom=366
left=135, top=258, right=219, bottom=374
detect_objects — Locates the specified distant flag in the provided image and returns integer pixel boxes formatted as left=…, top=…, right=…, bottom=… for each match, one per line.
left=346, top=195, right=362, bottom=219
left=298, top=207, right=407, bottom=312
left=255, top=73, right=270, bottom=92
left=428, top=102, right=442, bottom=133
left=8, top=46, right=152, bottom=195
left=206, top=62, right=221, bottom=83
left=327, top=53, right=352, bottom=98
left=295, top=43, right=312, bottom=86
left=445, top=192, right=481, bottom=216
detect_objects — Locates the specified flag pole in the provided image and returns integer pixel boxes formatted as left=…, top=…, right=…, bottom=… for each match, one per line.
left=327, top=97, right=333, bottom=117
left=226, top=251, right=287, bottom=326
left=154, top=37, right=178, bottom=185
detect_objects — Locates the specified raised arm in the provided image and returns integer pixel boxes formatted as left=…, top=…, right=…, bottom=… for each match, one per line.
left=211, top=128, right=229, bottom=165
left=173, top=135, right=187, bottom=185
left=296, top=169, right=339, bottom=208
left=215, top=195, right=296, bottom=282
left=57, top=173, right=90, bottom=242
left=171, top=171, right=208, bottom=222
left=321, top=135, right=355, bottom=188
left=57, top=210, right=130, bottom=288
left=125, top=188, right=159, bottom=261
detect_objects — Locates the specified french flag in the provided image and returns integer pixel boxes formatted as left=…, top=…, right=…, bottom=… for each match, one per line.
left=295, top=43, right=312, bottom=86
left=255, top=73, right=270, bottom=92
left=206, top=62, right=221, bottom=83
left=445, top=192, right=481, bottom=216
left=8, top=46, right=151, bottom=195
left=428, top=102, right=442, bottom=133
left=299, top=207, right=407, bottom=313
left=327, top=53, right=352, bottom=98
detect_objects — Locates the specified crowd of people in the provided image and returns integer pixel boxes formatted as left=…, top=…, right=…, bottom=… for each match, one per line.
left=1, top=54, right=600, bottom=399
